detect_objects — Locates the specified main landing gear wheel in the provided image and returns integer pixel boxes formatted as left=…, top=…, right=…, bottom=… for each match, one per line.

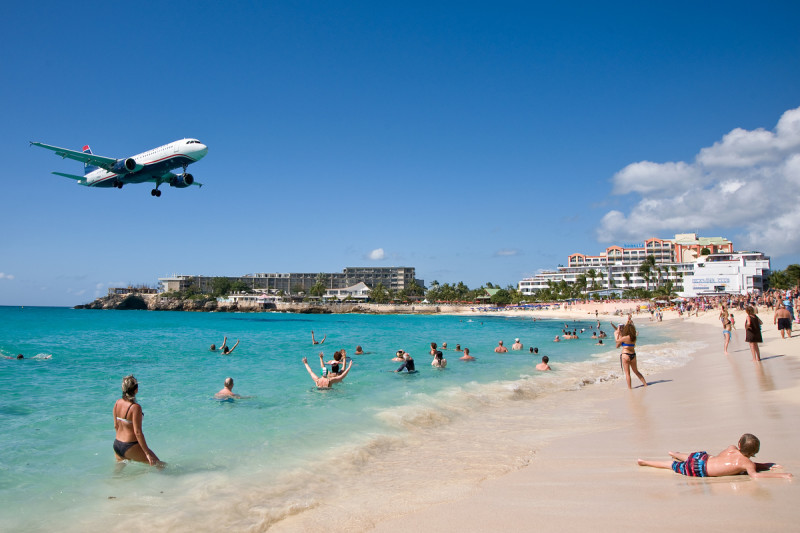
left=151, top=189, right=162, bottom=197
left=115, top=182, right=123, bottom=189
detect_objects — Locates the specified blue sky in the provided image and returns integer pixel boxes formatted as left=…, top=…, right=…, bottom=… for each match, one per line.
left=2, top=1, right=799, bottom=306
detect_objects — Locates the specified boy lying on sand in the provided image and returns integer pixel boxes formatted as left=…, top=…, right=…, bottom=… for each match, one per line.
left=638, top=434, right=792, bottom=479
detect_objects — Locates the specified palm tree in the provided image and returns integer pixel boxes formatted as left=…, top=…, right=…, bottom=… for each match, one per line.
left=623, top=272, right=631, bottom=291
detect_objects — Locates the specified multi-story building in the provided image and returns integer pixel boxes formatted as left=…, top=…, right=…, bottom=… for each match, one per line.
left=518, top=234, right=761, bottom=297
left=682, top=252, right=770, bottom=297
left=159, top=267, right=422, bottom=295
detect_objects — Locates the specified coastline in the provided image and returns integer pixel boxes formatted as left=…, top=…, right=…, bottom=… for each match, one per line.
left=271, top=310, right=800, bottom=532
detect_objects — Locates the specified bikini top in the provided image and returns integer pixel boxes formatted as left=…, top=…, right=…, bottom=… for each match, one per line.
left=116, top=402, right=141, bottom=424
left=621, top=342, right=635, bottom=347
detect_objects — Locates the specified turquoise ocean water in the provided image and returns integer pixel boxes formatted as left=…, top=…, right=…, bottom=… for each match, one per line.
left=0, top=306, right=678, bottom=531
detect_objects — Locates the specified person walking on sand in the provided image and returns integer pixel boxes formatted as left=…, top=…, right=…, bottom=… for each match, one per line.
left=494, top=340, right=508, bottom=353
left=637, top=433, right=791, bottom=479
left=721, top=308, right=733, bottom=355
left=774, top=304, right=792, bottom=339
left=615, top=320, right=647, bottom=389
left=112, top=375, right=164, bottom=467
left=745, top=306, right=763, bottom=362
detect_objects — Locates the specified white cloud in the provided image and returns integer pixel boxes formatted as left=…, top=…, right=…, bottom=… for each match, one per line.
left=367, top=248, right=385, bottom=260
left=0, top=273, right=14, bottom=280
left=598, top=106, right=800, bottom=258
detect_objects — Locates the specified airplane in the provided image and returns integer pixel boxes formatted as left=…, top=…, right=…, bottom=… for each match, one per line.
left=30, top=138, right=208, bottom=197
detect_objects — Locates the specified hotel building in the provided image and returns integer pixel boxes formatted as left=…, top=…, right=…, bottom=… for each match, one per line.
left=159, top=267, right=423, bottom=295
left=518, top=233, right=767, bottom=296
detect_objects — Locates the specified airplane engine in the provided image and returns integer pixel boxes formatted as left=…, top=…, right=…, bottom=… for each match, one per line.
left=111, top=157, right=143, bottom=174
left=169, top=173, right=194, bottom=188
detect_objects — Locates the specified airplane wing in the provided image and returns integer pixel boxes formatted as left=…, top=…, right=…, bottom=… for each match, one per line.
left=29, top=142, right=118, bottom=170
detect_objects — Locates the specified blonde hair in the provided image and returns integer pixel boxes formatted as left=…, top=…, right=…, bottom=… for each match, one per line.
left=121, top=375, right=138, bottom=402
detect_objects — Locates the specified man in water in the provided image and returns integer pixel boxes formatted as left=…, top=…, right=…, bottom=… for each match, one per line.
left=494, top=340, right=509, bottom=353
left=302, top=356, right=352, bottom=388
left=511, top=338, right=523, bottom=350
left=215, top=377, right=242, bottom=399
left=638, top=433, right=791, bottom=479
left=536, top=355, right=551, bottom=371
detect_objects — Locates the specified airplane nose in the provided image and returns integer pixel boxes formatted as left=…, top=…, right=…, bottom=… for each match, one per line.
left=196, top=144, right=208, bottom=159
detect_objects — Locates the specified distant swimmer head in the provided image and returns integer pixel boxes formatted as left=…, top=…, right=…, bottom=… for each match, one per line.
left=542, top=356, right=549, bottom=363
left=17, top=354, right=24, bottom=359
left=210, top=344, right=216, bottom=351
left=515, top=338, right=520, bottom=342
left=224, top=377, right=234, bottom=389
left=122, top=375, right=138, bottom=401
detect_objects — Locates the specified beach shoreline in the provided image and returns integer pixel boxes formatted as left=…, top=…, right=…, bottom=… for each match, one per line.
left=269, top=309, right=800, bottom=532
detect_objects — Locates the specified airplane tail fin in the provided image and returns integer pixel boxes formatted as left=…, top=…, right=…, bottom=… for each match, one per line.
left=83, top=145, right=99, bottom=175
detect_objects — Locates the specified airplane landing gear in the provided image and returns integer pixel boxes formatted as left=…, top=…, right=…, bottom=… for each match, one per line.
left=114, top=181, right=123, bottom=189
left=150, top=189, right=162, bottom=197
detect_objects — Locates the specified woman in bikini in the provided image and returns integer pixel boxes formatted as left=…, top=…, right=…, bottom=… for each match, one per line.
left=720, top=307, right=732, bottom=355
left=615, top=320, right=647, bottom=389
left=112, top=375, right=164, bottom=467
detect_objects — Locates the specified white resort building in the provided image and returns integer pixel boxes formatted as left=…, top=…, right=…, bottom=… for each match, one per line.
left=518, top=233, right=769, bottom=297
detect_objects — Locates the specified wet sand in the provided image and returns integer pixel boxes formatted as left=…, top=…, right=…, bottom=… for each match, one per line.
left=368, top=311, right=800, bottom=532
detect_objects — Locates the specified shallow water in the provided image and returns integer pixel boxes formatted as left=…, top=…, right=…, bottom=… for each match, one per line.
left=0, top=307, right=686, bottom=531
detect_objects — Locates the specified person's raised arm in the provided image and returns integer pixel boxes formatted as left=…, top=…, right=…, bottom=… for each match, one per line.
left=302, top=357, right=319, bottom=381
left=228, top=339, right=240, bottom=354
left=331, top=359, right=354, bottom=383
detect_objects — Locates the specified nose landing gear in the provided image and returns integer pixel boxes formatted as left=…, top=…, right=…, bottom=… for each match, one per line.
left=150, top=188, right=162, bottom=197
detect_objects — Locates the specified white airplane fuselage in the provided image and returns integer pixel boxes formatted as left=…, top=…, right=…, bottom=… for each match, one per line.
left=85, top=139, right=208, bottom=187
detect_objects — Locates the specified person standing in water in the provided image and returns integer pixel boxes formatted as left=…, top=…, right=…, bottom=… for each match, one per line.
left=112, top=375, right=164, bottom=467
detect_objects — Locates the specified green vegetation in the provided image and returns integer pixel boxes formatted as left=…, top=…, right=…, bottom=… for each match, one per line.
left=768, top=264, right=800, bottom=290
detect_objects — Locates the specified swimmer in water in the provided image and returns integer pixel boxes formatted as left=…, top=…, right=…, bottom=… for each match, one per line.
left=215, top=377, right=242, bottom=399
left=459, top=347, right=475, bottom=361
left=311, top=330, right=326, bottom=345
left=536, top=355, right=551, bottom=371
left=395, top=352, right=416, bottom=373
left=431, top=350, right=447, bottom=368
left=354, top=345, right=364, bottom=355
left=221, top=339, right=239, bottom=355
left=302, top=356, right=352, bottom=388
left=494, top=340, right=508, bottom=353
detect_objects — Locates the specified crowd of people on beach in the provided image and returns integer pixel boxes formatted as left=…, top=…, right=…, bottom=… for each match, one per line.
left=109, top=294, right=794, bottom=482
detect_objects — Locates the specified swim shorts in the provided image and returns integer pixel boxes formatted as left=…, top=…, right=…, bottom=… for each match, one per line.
left=777, top=318, right=791, bottom=330
left=672, top=451, right=708, bottom=477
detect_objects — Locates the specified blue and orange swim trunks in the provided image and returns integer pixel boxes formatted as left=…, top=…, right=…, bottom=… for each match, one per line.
left=672, top=451, right=709, bottom=477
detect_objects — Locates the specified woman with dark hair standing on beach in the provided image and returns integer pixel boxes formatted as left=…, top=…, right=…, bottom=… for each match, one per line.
left=614, top=320, right=648, bottom=389
left=745, top=306, right=763, bottom=362
left=112, top=375, right=164, bottom=467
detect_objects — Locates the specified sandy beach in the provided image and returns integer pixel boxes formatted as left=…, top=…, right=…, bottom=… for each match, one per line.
left=272, top=307, right=800, bottom=532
